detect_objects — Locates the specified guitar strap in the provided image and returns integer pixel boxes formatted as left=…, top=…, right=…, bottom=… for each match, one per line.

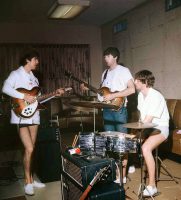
left=100, top=69, right=108, bottom=88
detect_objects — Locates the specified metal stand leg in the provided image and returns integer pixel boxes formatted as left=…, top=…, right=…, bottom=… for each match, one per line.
left=80, top=111, right=84, bottom=132
left=116, top=154, right=134, bottom=200
left=155, top=148, right=179, bottom=184
left=137, top=130, right=155, bottom=200
left=118, top=154, right=123, bottom=187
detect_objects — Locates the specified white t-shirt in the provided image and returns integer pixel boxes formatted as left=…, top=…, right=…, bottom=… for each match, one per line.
left=2, top=66, right=40, bottom=124
left=101, top=65, right=133, bottom=92
left=138, top=88, right=169, bottom=127
left=101, top=65, right=133, bottom=105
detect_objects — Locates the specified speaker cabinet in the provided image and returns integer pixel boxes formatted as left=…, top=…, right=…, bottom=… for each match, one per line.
left=35, top=127, right=61, bottom=183
left=61, top=152, right=125, bottom=200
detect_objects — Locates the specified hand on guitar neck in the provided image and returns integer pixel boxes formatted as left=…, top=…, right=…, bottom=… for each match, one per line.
left=55, top=88, right=65, bottom=96
left=80, top=83, right=89, bottom=92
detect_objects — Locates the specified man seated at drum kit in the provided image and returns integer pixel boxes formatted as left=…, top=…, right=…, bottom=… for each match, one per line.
left=134, top=70, right=169, bottom=197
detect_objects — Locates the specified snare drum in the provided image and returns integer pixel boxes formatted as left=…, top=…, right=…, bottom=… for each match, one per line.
left=79, top=132, right=95, bottom=155
left=98, top=131, right=137, bottom=153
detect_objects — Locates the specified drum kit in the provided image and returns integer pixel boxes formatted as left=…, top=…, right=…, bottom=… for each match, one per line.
left=79, top=131, right=138, bottom=157
left=65, top=100, right=159, bottom=199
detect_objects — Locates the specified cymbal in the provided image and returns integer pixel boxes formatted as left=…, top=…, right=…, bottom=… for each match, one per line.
left=123, top=122, right=157, bottom=129
left=63, top=101, right=93, bottom=112
left=67, top=101, right=119, bottom=109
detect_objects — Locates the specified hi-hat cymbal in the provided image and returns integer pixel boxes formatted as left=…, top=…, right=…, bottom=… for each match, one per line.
left=67, top=101, right=119, bottom=109
left=123, top=122, right=157, bottom=129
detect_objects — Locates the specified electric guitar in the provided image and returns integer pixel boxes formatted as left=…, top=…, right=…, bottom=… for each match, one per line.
left=11, top=87, right=72, bottom=118
left=79, top=165, right=111, bottom=200
left=65, top=70, right=124, bottom=110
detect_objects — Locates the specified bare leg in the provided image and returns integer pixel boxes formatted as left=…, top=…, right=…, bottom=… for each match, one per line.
left=18, top=125, right=38, bottom=184
left=29, top=125, right=38, bottom=182
left=142, top=134, right=165, bottom=186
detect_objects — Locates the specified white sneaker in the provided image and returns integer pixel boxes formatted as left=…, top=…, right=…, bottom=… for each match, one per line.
left=123, top=177, right=127, bottom=184
left=114, top=178, right=120, bottom=184
left=128, top=165, right=135, bottom=174
left=24, top=183, right=34, bottom=196
left=143, top=185, right=158, bottom=196
left=32, top=180, right=46, bottom=188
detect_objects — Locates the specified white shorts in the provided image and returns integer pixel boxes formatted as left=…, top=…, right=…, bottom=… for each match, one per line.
left=156, top=126, right=169, bottom=139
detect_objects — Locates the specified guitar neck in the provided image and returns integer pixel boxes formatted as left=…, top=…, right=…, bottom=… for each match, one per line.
left=83, top=82, right=99, bottom=93
left=66, top=72, right=98, bottom=93
left=37, top=91, right=56, bottom=103
left=79, top=185, right=92, bottom=200
left=37, top=87, right=72, bottom=103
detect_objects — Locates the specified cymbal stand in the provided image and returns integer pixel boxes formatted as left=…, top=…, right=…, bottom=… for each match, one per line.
left=155, top=148, right=179, bottom=184
left=117, top=153, right=134, bottom=200
left=79, top=111, right=84, bottom=132
left=93, top=107, right=96, bottom=132
left=137, top=129, right=155, bottom=200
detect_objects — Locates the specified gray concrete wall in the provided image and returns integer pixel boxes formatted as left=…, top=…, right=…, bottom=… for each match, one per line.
left=101, top=0, right=181, bottom=99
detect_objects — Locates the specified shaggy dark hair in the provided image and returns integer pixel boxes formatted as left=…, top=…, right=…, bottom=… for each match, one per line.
left=135, top=70, right=155, bottom=87
left=19, top=48, right=39, bottom=66
left=103, top=47, right=120, bottom=62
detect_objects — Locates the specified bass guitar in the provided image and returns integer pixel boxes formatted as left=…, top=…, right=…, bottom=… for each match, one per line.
left=11, top=87, right=72, bottom=118
left=79, top=165, right=111, bottom=200
left=65, top=71, right=124, bottom=110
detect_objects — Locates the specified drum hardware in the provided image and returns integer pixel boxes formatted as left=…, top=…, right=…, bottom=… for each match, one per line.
left=155, top=147, right=179, bottom=184
left=123, top=122, right=157, bottom=200
left=66, top=101, right=117, bottom=132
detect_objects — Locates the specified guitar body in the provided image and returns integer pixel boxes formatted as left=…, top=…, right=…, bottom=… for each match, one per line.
left=11, top=86, right=72, bottom=118
left=11, top=87, right=41, bottom=118
left=97, top=87, right=125, bottom=109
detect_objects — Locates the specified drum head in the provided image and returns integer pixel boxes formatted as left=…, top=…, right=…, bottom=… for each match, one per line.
left=98, top=131, right=125, bottom=138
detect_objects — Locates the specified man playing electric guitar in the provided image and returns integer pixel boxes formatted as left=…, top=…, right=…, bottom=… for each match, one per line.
left=2, top=49, right=64, bottom=196
left=81, top=47, right=135, bottom=184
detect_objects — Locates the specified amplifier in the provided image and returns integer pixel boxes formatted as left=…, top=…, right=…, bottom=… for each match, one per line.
left=35, top=127, right=61, bottom=183
left=37, top=126, right=60, bottom=142
left=90, top=182, right=125, bottom=200
left=62, top=152, right=116, bottom=188
left=61, top=152, right=120, bottom=200
left=63, top=181, right=125, bottom=200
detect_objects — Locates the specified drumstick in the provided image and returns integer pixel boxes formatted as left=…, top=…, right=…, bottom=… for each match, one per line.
left=73, top=135, right=79, bottom=147
left=72, top=135, right=77, bottom=147
left=72, top=134, right=78, bottom=147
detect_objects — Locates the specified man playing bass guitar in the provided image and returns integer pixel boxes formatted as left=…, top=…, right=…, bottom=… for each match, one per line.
left=81, top=47, right=135, bottom=184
